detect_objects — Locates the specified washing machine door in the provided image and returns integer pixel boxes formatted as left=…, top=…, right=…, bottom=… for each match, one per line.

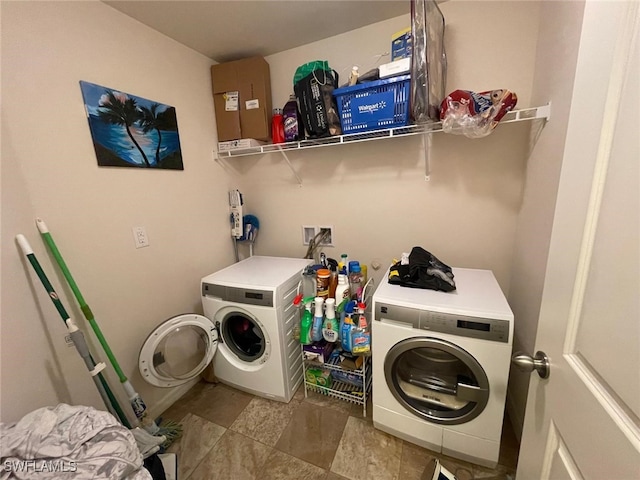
left=384, top=337, right=490, bottom=425
left=139, top=314, right=218, bottom=387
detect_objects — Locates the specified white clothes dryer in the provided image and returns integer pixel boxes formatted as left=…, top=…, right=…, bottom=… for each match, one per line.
left=371, top=268, right=513, bottom=468
left=139, top=256, right=311, bottom=403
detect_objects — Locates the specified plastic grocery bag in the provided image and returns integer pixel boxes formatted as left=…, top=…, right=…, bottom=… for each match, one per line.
left=440, top=89, right=518, bottom=138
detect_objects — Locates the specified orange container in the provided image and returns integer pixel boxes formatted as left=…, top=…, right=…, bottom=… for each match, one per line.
left=316, top=269, right=331, bottom=299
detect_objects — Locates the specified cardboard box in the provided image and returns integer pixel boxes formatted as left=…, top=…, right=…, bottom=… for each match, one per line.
left=302, top=341, right=335, bottom=364
left=391, top=27, right=412, bottom=60
left=211, top=57, right=272, bottom=142
left=305, top=368, right=332, bottom=387
left=217, top=138, right=265, bottom=152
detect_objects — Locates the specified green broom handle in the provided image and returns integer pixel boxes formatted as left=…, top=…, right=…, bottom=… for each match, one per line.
left=36, top=219, right=127, bottom=384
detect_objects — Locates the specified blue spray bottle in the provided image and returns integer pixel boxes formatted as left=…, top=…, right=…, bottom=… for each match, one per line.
left=340, top=300, right=356, bottom=352
left=310, top=297, right=324, bottom=342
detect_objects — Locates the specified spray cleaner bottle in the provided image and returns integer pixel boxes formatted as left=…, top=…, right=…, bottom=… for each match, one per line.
left=340, top=300, right=356, bottom=352
left=293, top=294, right=314, bottom=345
left=351, top=302, right=371, bottom=355
left=311, top=297, right=324, bottom=342
left=322, top=298, right=339, bottom=343
left=298, top=297, right=315, bottom=345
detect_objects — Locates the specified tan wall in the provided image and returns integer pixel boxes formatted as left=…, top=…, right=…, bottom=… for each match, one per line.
left=505, top=0, right=585, bottom=440
left=1, top=1, right=233, bottom=423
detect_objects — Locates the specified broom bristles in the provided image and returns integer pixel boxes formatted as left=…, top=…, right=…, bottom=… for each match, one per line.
left=156, top=418, right=183, bottom=450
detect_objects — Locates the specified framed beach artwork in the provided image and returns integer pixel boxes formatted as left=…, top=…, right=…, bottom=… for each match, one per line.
left=79, top=81, right=184, bottom=169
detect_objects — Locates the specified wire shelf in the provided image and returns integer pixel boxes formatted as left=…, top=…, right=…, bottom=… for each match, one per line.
left=215, top=104, right=551, bottom=159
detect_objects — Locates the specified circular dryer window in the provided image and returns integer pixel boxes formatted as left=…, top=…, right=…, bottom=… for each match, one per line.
left=219, top=312, right=266, bottom=362
left=384, top=337, right=489, bottom=425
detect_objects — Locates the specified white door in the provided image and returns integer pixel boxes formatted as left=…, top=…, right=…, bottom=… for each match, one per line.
left=516, top=1, right=639, bottom=478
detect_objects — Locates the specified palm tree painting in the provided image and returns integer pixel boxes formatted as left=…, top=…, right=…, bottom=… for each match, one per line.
left=79, top=81, right=183, bottom=169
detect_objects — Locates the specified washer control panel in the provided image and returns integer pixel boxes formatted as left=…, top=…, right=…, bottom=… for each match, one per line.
left=375, top=302, right=510, bottom=343
left=202, top=283, right=274, bottom=307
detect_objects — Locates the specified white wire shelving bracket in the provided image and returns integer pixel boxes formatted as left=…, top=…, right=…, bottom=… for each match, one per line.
left=213, top=103, right=551, bottom=185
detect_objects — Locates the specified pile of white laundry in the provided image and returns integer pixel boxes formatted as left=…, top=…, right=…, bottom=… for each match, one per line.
left=0, top=404, right=170, bottom=480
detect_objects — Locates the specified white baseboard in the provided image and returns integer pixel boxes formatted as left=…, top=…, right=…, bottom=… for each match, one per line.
left=145, top=378, right=200, bottom=422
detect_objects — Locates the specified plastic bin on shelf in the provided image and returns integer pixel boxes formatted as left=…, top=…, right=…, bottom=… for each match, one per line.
left=333, top=74, right=411, bottom=134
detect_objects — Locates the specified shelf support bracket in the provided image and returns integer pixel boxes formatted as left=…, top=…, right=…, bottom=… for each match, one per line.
left=423, top=132, right=433, bottom=181
left=277, top=146, right=303, bottom=186
left=213, top=150, right=243, bottom=177
left=527, top=101, right=552, bottom=160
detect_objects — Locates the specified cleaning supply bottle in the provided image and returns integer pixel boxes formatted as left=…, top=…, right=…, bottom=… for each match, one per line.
left=316, top=268, right=331, bottom=300
left=329, top=268, right=338, bottom=299
left=334, top=274, right=351, bottom=304
left=348, top=66, right=359, bottom=86
left=272, top=108, right=285, bottom=144
left=348, top=262, right=363, bottom=301
left=340, top=300, right=356, bottom=352
left=322, top=298, right=339, bottom=342
left=283, top=94, right=302, bottom=142
left=298, top=297, right=314, bottom=345
left=351, top=302, right=371, bottom=355
left=311, top=296, right=324, bottom=342
left=340, top=254, right=349, bottom=273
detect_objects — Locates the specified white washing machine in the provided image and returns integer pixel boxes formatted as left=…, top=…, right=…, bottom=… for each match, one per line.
left=139, top=256, right=311, bottom=403
left=371, top=268, right=513, bottom=468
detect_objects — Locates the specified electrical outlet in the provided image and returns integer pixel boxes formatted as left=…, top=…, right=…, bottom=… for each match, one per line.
left=318, top=226, right=334, bottom=246
left=302, top=225, right=317, bottom=245
left=133, top=226, right=149, bottom=248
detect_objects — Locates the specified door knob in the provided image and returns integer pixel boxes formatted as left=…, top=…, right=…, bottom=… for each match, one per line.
left=511, top=351, right=550, bottom=379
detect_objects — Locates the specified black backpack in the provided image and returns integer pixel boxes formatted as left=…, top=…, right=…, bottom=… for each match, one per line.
left=294, top=68, right=342, bottom=138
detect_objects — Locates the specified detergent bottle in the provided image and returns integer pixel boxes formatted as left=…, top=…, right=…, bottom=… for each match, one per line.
left=297, top=297, right=315, bottom=345
left=311, top=297, right=324, bottom=342
left=334, top=274, right=351, bottom=304
left=272, top=108, right=285, bottom=144
left=283, top=94, right=302, bottom=142
left=322, top=298, right=339, bottom=342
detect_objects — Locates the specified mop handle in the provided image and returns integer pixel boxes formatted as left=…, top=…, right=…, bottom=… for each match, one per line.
left=36, top=218, right=127, bottom=383
left=16, top=234, right=131, bottom=428
left=17, top=234, right=71, bottom=320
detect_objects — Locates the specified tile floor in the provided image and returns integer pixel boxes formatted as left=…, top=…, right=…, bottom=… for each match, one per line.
left=161, top=380, right=519, bottom=480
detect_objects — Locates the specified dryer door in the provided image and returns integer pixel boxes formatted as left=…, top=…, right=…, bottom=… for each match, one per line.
left=139, top=314, right=218, bottom=387
left=384, top=337, right=489, bottom=425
